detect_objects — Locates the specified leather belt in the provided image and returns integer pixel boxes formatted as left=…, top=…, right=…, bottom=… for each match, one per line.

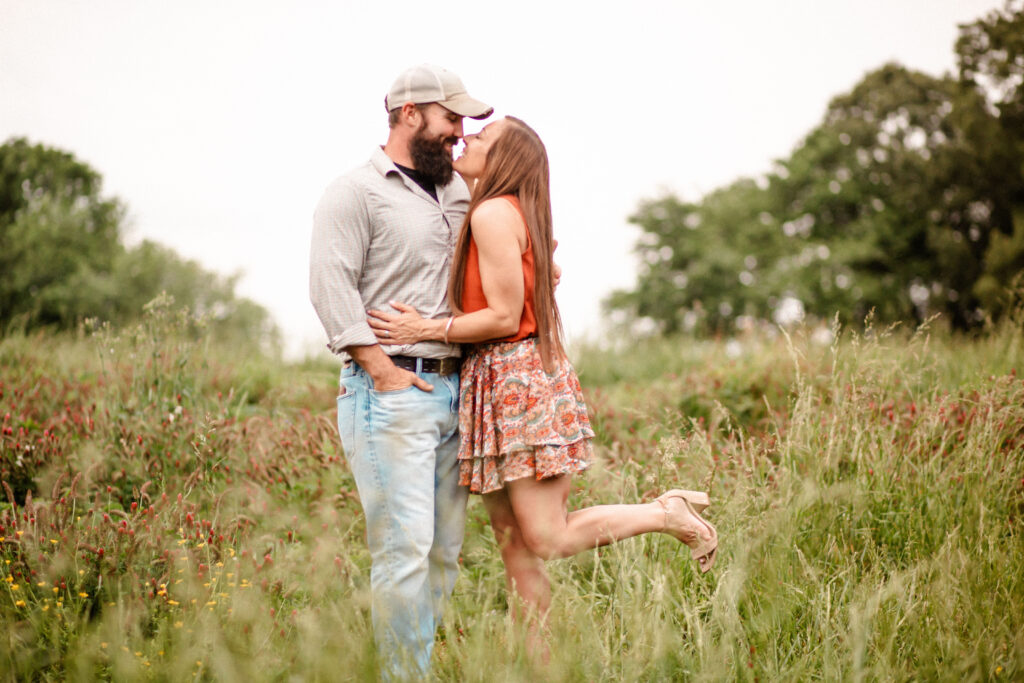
left=389, top=355, right=461, bottom=376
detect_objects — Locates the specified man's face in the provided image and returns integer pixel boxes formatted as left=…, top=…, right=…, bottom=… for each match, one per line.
left=409, top=104, right=464, bottom=186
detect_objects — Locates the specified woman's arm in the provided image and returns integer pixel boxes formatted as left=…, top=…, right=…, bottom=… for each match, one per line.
left=368, top=197, right=527, bottom=344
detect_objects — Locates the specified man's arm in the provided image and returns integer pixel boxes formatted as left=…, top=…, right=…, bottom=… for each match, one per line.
left=310, top=179, right=432, bottom=392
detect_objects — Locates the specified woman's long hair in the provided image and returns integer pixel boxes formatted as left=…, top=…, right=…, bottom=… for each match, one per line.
left=449, top=116, right=566, bottom=370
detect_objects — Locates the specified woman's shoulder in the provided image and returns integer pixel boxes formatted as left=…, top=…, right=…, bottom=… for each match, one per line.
left=473, top=195, right=521, bottom=221
left=472, top=196, right=526, bottom=231
left=471, top=195, right=528, bottom=248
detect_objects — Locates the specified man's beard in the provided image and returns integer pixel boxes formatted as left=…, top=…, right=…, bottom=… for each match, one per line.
left=409, top=126, right=457, bottom=187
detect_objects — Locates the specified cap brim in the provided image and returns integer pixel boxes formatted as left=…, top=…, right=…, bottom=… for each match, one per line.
left=439, top=93, right=493, bottom=120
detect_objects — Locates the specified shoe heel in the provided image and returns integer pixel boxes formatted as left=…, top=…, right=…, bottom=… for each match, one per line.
left=681, top=498, right=718, bottom=573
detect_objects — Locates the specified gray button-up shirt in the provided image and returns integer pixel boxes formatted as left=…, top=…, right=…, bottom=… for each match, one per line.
left=310, top=147, right=468, bottom=360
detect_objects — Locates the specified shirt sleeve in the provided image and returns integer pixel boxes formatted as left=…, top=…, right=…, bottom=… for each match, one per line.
left=309, top=179, right=378, bottom=353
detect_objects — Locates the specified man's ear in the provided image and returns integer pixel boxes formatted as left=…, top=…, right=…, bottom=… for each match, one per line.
left=401, top=102, right=421, bottom=128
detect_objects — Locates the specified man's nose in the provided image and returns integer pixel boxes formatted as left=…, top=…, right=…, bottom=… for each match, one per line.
left=453, top=120, right=464, bottom=138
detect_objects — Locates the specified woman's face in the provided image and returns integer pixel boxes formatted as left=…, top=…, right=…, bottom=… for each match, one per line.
left=453, top=117, right=507, bottom=180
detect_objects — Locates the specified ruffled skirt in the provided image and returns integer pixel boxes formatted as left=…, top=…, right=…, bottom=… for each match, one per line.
left=458, top=338, right=594, bottom=494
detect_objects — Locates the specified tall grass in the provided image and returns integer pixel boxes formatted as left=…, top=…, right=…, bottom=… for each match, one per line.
left=1, top=303, right=1021, bottom=680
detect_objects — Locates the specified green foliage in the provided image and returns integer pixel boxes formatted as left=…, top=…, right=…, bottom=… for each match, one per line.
left=2, top=311, right=1023, bottom=680
left=0, top=139, right=124, bottom=328
left=0, top=138, right=279, bottom=352
left=608, top=3, right=1024, bottom=334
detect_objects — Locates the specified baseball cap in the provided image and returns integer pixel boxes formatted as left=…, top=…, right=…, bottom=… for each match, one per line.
left=384, top=64, right=493, bottom=120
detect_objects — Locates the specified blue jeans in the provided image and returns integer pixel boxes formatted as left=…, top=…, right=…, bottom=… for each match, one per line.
left=335, top=363, right=466, bottom=678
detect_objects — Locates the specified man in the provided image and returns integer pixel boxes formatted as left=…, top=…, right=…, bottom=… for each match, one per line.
left=309, top=64, right=492, bottom=676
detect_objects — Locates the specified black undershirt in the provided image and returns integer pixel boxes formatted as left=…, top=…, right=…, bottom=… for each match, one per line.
left=394, top=163, right=438, bottom=201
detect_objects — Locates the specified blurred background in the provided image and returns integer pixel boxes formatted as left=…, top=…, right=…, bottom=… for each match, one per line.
left=2, top=0, right=1021, bottom=357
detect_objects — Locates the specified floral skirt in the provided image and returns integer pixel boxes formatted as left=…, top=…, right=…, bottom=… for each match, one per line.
left=458, top=338, right=594, bottom=494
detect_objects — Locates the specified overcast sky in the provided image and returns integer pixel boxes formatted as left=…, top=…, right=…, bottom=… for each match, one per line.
left=0, top=0, right=1006, bottom=357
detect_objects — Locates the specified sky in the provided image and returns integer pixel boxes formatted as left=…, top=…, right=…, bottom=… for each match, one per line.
left=0, top=0, right=1007, bottom=358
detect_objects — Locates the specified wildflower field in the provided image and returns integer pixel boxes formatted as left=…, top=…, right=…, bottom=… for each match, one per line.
left=1, top=301, right=1022, bottom=681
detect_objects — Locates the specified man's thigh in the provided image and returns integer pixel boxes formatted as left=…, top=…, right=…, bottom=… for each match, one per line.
left=336, top=368, right=457, bottom=548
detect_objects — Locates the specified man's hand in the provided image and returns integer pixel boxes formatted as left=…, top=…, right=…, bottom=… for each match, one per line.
left=372, top=364, right=434, bottom=393
left=347, top=344, right=434, bottom=392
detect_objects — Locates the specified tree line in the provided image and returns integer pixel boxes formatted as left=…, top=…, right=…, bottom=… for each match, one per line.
left=0, top=137, right=278, bottom=351
left=607, top=1, right=1024, bottom=334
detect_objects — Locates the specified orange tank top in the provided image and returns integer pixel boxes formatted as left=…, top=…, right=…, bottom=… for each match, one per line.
left=460, top=195, right=537, bottom=342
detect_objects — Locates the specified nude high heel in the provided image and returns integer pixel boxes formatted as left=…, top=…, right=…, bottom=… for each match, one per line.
left=656, top=489, right=710, bottom=514
left=658, top=492, right=718, bottom=573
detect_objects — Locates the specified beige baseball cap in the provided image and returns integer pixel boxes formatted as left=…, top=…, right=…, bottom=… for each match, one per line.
left=384, top=64, right=493, bottom=120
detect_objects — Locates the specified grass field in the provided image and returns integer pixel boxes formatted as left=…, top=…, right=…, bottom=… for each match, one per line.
left=1, top=301, right=1022, bottom=681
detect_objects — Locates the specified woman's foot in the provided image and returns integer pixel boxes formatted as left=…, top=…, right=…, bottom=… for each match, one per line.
left=657, top=493, right=718, bottom=573
left=656, top=489, right=710, bottom=514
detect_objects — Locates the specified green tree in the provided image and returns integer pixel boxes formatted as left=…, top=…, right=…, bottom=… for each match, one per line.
left=0, top=138, right=125, bottom=326
left=0, top=137, right=279, bottom=352
left=607, top=1, right=1024, bottom=333
left=605, top=180, right=784, bottom=334
left=957, top=0, right=1024, bottom=317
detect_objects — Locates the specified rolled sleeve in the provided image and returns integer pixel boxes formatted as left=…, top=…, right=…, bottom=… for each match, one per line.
left=310, top=179, right=375, bottom=354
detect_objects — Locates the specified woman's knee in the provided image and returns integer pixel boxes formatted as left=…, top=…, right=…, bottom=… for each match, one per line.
left=519, top=526, right=564, bottom=560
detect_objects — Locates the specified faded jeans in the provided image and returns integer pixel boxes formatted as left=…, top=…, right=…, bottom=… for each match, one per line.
left=335, top=363, right=466, bottom=678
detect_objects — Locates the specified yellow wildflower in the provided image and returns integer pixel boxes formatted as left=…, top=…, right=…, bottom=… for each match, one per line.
left=78, top=592, right=88, bottom=598
left=14, top=600, right=25, bottom=607
left=10, top=584, right=18, bottom=591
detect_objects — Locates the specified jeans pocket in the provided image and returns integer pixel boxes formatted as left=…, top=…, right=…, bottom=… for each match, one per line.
left=336, top=391, right=357, bottom=456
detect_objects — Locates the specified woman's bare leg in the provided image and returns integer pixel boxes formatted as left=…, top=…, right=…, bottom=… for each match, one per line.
left=482, top=488, right=551, bottom=661
left=505, top=475, right=711, bottom=560
left=480, top=474, right=713, bottom=661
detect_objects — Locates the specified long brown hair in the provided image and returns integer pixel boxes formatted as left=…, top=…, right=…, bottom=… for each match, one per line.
left=449, top=116, right=566, bottom=370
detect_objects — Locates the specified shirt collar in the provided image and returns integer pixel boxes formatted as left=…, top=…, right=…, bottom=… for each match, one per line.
left=370, top=146, right=401, bottom=178
left=369, top=146, right=468, bottom=204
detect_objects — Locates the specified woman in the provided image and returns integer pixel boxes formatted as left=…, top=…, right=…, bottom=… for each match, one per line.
left=367, top=116, right=718, bottom=640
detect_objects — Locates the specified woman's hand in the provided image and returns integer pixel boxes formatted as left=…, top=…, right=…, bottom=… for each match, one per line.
left=368, top=302, right=434, bottom=345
